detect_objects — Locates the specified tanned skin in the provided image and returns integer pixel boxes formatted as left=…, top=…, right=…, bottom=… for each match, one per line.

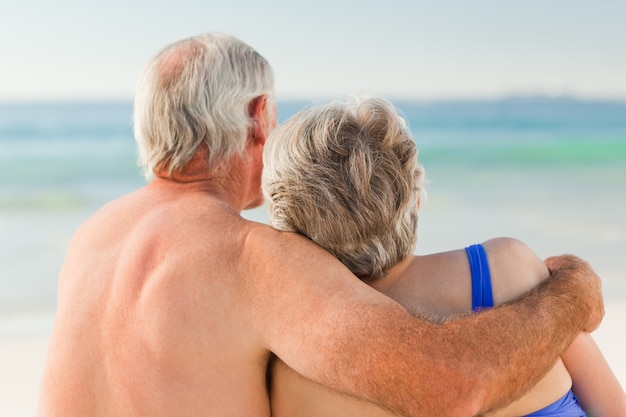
left=37, top=74, right=603, bottom=417
left=271, top=238, right=618, bottom=416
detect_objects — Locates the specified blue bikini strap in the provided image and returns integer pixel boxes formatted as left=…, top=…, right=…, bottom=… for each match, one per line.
left=465, top=244, right=494, bottom=312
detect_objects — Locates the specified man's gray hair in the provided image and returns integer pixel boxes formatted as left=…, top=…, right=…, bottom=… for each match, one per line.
left=263, top=96, right=425, bottom=281
left=134, top=32, right=274, bottom=178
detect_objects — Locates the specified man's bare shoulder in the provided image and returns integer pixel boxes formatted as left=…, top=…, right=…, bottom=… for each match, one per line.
left=70, top=186, right=151, bottom=235
left=242, top=220, right=327, bottom=257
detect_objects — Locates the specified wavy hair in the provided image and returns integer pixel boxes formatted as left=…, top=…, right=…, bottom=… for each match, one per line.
left=263, top=96, right=425, bottom=281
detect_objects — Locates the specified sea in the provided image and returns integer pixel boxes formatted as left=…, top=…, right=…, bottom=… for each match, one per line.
left=1, top=97, right=626, bottom=315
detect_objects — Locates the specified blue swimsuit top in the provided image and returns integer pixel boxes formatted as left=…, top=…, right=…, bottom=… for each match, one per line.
left=464, top=244, right=587, bottom=417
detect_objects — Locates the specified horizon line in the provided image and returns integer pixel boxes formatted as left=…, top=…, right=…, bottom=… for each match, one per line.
left=2, top=92, right=626, bottom=105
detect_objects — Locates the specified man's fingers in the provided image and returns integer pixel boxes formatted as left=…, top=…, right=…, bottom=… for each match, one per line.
left=544, top=254, right=604, bottom=332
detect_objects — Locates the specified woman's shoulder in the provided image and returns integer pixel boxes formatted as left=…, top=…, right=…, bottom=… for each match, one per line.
left=373, top=238, right=549, bottom=318
left=481, top=237, right=550, bottom=305
left=377, top=249, right=474, bottom=318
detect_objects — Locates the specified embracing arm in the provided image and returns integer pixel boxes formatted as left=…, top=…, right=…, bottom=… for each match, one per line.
left=561, top=332, right=626, bottom=417
left=248, top=228, right=603, bottom=417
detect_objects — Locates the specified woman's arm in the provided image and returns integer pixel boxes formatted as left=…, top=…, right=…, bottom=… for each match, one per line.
left=487, top=238, right=624, bottom=416
left=561, top=332, right=626, bottom=417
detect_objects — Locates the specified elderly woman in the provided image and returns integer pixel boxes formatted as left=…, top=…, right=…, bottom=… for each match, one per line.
left=262, top=96, right=625, bottom=417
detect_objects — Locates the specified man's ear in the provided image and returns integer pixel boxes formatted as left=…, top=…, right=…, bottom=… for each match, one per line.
left=248, top=95, right=269, bottom=146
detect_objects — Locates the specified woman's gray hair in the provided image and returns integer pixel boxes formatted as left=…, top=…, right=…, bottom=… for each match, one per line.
left=134, top=32, right=274, bottom=179
left=262, top=96, right=425, bottom=281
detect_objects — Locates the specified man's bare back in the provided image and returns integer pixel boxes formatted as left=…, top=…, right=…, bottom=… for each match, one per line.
left=38, top=178, right=281, bottom=415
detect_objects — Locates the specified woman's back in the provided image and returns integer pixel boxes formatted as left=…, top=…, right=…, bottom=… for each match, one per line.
left=270, top=237, right=574, bottom=417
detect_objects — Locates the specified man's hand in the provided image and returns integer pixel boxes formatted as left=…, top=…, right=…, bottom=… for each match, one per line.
left=545, top=255, right=604, bottom=332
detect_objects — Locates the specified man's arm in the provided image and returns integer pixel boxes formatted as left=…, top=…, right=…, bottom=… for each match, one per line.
left=245, top=228, right=603, bottom=417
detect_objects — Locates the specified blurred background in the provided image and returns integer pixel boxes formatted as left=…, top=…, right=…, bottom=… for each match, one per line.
left=1, top=0, right=625, bottom=415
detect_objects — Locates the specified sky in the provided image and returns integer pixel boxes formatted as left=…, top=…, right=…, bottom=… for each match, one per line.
left=2, top=0, right=625, bottom=102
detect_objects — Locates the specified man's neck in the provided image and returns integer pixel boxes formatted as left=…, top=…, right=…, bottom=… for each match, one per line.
left=151, top=147, right=256, bottom=213
left=153, top=144, right=214, bottom=182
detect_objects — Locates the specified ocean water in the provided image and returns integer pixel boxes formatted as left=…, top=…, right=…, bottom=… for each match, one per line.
left=1, top=98, right=625, bottom=314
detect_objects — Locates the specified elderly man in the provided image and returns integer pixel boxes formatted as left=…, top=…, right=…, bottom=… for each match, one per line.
left=37, top=32, right=603, bottom=417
